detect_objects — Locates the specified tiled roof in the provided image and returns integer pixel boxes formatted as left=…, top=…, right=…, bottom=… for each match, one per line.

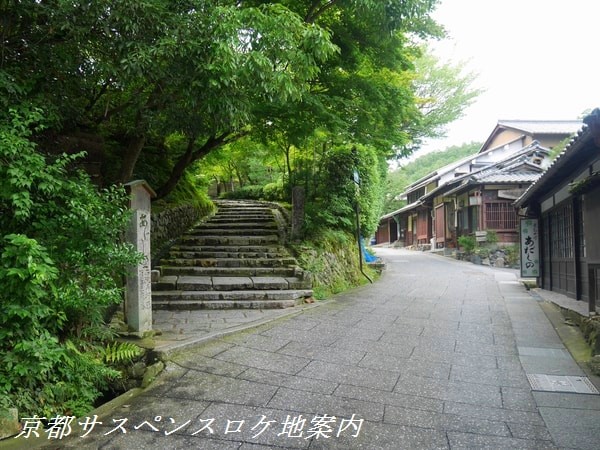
left=475, top=172, right=542, bottom=184
left=419, top=141, right=548, bottom=201
left=478, top=119, right=582, bottom=154
left=497, top=120, right=583, bottom=135
left=515, top=109, right=600, bottom=207
left=403, top=121, right=579, bottom=195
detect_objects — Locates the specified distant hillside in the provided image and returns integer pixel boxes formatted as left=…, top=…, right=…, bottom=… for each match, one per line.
left=383, top=142, right=482, bottom=214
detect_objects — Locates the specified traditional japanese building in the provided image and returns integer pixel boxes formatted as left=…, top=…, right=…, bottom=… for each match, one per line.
left=422, top=141, right=551, bottom=248
left=515, top=109, right=600, bottom=314
left=375, top=119, right=582, bottom=248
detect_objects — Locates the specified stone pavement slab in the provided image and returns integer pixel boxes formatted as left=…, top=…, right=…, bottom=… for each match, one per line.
left=10, top=248, right=600, bottom=450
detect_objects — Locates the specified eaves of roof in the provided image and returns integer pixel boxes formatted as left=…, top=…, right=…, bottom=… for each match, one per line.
left=380, top=200, right=423, bottom=220
left=469, top=141, right=546, bottom=177
left=419, top=175, right=466, bottom=202
left=439, top=172, right=540, bottom=198
left=403, top=147, right=493, bottom=195
left=402, top=132, right=550, bottom=196
left=478, top=134, right=526, bottom=154
left=497, top=119, right=583, bottom=135
left=500, top=160, right=547, bottom=173
left=515, top=110, right=599, bottom=207
left=479, top=120, right=581, bottom=153
left=419, top=141, right=547, bottom=202
left=403, top=174, right=440, bottom=196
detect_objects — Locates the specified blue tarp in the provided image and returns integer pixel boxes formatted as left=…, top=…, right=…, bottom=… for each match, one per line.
left=360, top=238, right=378, bottom=263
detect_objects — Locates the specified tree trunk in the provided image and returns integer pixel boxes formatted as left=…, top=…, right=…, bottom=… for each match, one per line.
left=305, top=1, right=339, bottom=23
left=154, top=139, right=195, bottom=200
left=155, top=132, right=239, bottom=200
left=284, top=144, right=293, bottom=186
left=119, top=134, right=146, bottom=183
left=235, top=166, right=245, bottom=188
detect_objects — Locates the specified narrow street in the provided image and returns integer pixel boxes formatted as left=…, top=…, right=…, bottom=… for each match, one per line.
left=34, top=248, right=600, bottom=449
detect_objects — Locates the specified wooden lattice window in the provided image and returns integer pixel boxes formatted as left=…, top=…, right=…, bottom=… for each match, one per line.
left=578, top=197, right=586, bottom=258
left=484, top=202, right=518, bottom=230
left=550, top=202, right=574, bottom=259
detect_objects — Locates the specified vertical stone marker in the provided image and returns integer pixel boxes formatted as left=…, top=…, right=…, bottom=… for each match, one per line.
left=124, top=180, right=156, bottom=335
left=291, top=186, right=305, bottom=240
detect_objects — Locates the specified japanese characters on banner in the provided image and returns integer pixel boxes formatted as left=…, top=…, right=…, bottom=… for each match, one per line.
left=14, top=413, right=364, bottom=442
left=520, top=219, right=540, bottom=278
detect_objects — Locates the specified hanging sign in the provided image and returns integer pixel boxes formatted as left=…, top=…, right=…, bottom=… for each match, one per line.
left=520, top=218, right=540, bottom=278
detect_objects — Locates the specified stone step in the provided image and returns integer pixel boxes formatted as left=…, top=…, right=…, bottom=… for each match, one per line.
left=213, top=208, right=273, bottom=214
left=214, top=207, right=273, bottom=214
left=179, top=235, right=280, bottom=246
left=160, top=257, right=298, bottom=268
left=153, top=298, right=297, bottom=310
left=170, top=244, right=286, bottom=253
left=168, top=250, right=287, bottom=259
left=211, top=215, right=273, bottom=222
left=216, top=201, right=270, bottom=206
left=152, top=200, right=310, bottom=311
left=195, top=220, right=277, bottom=228
left=153, top=275, right=311, bottom=291
left=152, top=289, right=312, bottom=307
left=159, top=266, right=299, bottom=278
left=187, top=228, right=278, bottom=236
left=208, top=216, right=276, bottom=224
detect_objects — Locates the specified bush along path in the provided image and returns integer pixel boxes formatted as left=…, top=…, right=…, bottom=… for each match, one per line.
left=151, top=200, right=313, bottom=309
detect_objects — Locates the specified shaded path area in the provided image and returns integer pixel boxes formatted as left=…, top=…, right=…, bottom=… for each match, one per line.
left=27, top=248, right=600, bottom=449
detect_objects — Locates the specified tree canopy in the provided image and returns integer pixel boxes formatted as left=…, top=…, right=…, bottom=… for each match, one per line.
left=0, top=0, right=471, bottom=199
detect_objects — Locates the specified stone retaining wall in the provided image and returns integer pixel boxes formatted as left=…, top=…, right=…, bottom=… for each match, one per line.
left=558, top=307, right=600, bottom=375
left=559, top=308, right=600, bottom=355
left=151, top=204, right=211, bottom=261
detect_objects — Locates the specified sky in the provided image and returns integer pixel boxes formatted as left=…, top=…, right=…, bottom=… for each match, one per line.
left=417, top=0, right=600, bottom=156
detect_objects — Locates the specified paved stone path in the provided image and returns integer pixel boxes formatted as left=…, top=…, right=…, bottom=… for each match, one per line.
left=27, top=248, right=600, bottom=449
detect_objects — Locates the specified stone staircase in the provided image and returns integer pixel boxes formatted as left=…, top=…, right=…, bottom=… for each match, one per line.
left=152, top=200, right=313, bottom=309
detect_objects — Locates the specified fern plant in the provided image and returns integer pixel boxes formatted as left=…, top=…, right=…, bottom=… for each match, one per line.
left=102, top=342, right=144, bottom=364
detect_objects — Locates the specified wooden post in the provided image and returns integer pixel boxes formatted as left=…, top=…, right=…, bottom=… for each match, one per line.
left=124, top=180, right=156, bottom=335
left=589, top=265, right=599, bottom=316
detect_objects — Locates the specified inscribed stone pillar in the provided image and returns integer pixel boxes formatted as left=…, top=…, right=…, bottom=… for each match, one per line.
left=291, top=186, right=305, bottom=240
left=124, top=180, right=156, bottom=335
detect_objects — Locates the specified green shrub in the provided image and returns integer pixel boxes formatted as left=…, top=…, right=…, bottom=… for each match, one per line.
left=220, top=185, right=264, bottom=200
left=475, top=246, right=490, bottom=259
left=503, top=244, right=520, bottom=266
left=458, top=235, right=477, bottom=254
left=291, top=229, right=375, bottom=299
left=303, top=144, right=385, bottom=238
left=486, top=230, right=499, bottom=245
left=262, top=179, right=285, bottom=201
left=153, top=171, right=215, bottom=216
left=0, top=108, right=141, bottom=416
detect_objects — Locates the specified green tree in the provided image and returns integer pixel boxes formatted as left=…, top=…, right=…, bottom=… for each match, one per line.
left=198, top=137, right=279, bottom=193
left=251, top=0, right=445, bottom=161
left=0, top=108, right=141, bottom=416
left=0, top=1, right=338, bottom=197
left=410, top=47, right=482, bottom=147
left=1, top=1, right=477, bottom=200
